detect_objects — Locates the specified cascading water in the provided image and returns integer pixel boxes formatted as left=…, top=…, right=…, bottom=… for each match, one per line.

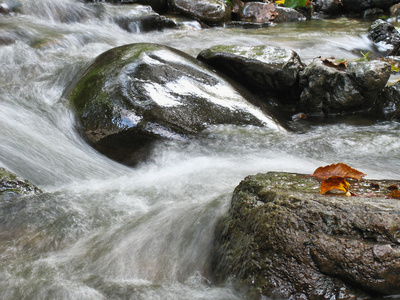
left=1, top=1, right=400, bottom=299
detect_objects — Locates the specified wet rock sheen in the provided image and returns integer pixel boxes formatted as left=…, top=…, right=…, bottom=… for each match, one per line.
left=65, top=43, right=281, bottom=165
left=212, top=172, right=400, bottom=299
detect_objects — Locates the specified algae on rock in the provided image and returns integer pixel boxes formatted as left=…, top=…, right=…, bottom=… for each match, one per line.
left=211, top=172, right=400, bottom=299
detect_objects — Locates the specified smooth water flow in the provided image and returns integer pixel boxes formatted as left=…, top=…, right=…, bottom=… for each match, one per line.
left=1, top=1, right=400, bottom=299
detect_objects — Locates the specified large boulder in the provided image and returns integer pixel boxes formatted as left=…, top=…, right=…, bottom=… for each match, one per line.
left=168, top=0, right=231, bottom=26
left=299, top=58, right=391, bottom=116
left=197, top=45, right=305, bottom=103
left=212, top=172, right=400, bottom=299
left=368, top=19, right=400, bottom=56
left=64, top=43, right=284, bottom=165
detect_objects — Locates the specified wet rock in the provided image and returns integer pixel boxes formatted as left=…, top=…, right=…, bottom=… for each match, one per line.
left=390, top=2, right=400, bottom=18
left=85, top=0, right=169, bottom=13
left=341, top=0, right=399, bottom=13
left=197, top=45, right=305, bottom=103
left=123, top=0, right=169, bottom=13
left=0, top=167, right=41, bottom=196
left=168, top=0, right=231, bottom=26
left=274, top=6, right=307, bottom=22
left=299, top=58, right=391, bottom=116
left=368, top=19, right=400, bottom=56
left=235, top=2, right=277, bottom=23
left=377, top=81, right=400, bottom=120
left=0, top=2, right=10, bottom=14
left=115, top=13, right=176, bottom=33
left=97, top=4, right=176, bottom=33
left=363, top=8, right=384, bottom=20
left=65, top=43, right=284, bottom=166
left=212, top=172, right=400, bottom=299
left=313, top=0, right=343, bottom=15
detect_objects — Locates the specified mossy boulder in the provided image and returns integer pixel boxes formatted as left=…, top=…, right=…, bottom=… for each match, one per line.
left=212, top=172, right=400, bottom=299
left=64, top=43, right=284, bottom=165
left=0, top=167, right=41, bottom=196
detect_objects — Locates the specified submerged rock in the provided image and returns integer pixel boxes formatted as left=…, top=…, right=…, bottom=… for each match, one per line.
left=197, top=45, right=305, bottom=103
left=0, top=167, right=41, bottom=196
left=65, top=43, right=284, bottom=165
left=299, top=58, right=391, bottom=116
left=212, top=172, right=400, bottom=299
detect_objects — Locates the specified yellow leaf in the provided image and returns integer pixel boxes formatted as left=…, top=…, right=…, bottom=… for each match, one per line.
left=275, top=0, right=285, bottom=4
left=320, top=176, right=350, bottom=195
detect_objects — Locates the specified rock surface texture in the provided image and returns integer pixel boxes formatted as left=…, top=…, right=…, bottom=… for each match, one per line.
left=168, top=0, right=231, bottom=25
left=299, top=59, right=391, bottom=115
left=368, top=19, right=400, bottom=56
left=65, top=43, right=282, bottom=165
left=197, top=45, right=305, bottom=103
left=0, top=167, right=41, bottom=196
left=212, top=172, right=400, bottom=299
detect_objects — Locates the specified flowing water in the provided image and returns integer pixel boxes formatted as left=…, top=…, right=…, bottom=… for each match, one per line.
left=1, top=1, right=400, bottom=299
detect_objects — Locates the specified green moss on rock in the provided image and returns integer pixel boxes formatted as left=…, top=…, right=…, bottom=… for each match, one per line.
left=212, top=172, right=400, bottom=299
left=0, top=168, right=41, bottom=196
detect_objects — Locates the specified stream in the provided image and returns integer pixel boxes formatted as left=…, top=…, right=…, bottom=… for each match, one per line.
left=1, top=0, right=400, bottom=299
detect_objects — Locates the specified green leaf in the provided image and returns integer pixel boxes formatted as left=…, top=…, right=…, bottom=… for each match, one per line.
left=280, top=0, right=311, bottom=9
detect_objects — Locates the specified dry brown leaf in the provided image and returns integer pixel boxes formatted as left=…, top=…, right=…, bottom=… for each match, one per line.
left=388, top=190, right=400, bottom=199
left=321, top=57, right=348, bottom=71
left=320, top=176, right=350, bottom=195
left=313, top=163, right=366, bottom=181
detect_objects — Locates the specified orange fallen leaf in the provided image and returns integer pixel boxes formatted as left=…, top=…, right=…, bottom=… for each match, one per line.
left=320, top=176, right=350, bottom=195
left=313, top=163, right=366, bottom=181
left=388, top=190, right=400, bottom=198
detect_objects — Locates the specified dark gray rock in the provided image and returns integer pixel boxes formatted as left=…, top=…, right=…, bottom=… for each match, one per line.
left=341, top=0, right=399, bottom=13
left=368, top=19, right=400, bottom=56
left=115, top=13, right=176, bottom=33
left=197, top=45, right=305, bottom=103
left=313, top=0, right=343, bottom=15
left=0, top=167, right=41, bottom=196
left=0, top=2, right=10, bottom=14
left=65, top=43, right=284, bottom=165
left=85, top=0, right=169, bottom=13
left=378, top=81, right=400, bottom=120
left=299, top=59, right=391, bottom=116
left=274, top=6, right=307, bottom=22
left=168, top=0, right=231, bottom=25
left=363, top=8, right=384, bottom=20
left=212, top=172, right=400, bottom=299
